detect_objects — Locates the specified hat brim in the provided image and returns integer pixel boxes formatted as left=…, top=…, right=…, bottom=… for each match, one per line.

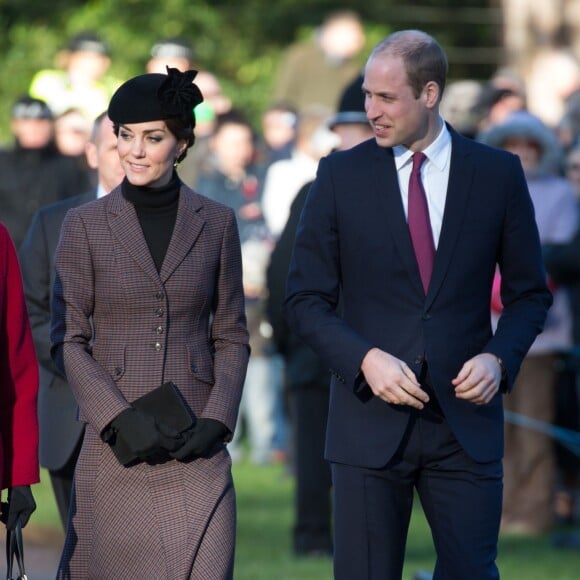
left=329, top=112, right=369, bottom=128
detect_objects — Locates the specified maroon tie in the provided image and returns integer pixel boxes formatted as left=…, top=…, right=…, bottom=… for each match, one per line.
left=408, top=152, right=435, bottom=294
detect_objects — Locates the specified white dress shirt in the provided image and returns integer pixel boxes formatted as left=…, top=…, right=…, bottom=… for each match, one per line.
left=393, top=121, right=452, bottom=248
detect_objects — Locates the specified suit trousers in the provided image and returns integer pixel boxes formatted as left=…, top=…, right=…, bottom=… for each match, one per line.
left=331, top=386, right=502, bottom=580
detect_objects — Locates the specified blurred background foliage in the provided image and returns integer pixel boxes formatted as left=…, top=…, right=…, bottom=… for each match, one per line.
left=0, top=0, right=500, bottom=144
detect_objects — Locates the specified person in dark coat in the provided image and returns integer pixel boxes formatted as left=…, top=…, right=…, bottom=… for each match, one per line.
left=284, top=30, right=551, bottom=578
left=266, top=72, right=373, bottom=556
left=0, top=96, right=92, bottom=249
left=19, top=112, right=124, bottom=527
left=50, top=67, right=249, bottom=578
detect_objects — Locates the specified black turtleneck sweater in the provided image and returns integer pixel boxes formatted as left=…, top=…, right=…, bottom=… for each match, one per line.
left=121, top=171, right=181, bottom=272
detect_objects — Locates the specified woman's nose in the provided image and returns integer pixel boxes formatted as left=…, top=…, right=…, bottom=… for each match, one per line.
left=131, top=138, right=145, bottom=156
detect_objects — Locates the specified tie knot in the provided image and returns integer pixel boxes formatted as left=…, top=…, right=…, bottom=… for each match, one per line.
left=412, top=152, right=427, bottom=173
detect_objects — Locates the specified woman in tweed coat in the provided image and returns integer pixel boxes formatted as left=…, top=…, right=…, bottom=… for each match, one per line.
left=51, top=68, right=249, bottom=578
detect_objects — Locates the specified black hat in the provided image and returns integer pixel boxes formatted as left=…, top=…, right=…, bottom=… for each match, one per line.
left=11, top=96, right=53, bottom=120
left=150, top=38, right=194, bottom=63
left=108, top=67, right=203, bottom=125
left=329, top=73, right=368, bottom=128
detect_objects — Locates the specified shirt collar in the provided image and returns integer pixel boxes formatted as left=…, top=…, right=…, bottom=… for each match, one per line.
left=393, top=119, right=451, bottom=171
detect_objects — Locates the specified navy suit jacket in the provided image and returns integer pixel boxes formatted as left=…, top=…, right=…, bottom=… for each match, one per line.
left=19, top=191, right=95, bottom=470
left=284, top=127, right=552, bottom=467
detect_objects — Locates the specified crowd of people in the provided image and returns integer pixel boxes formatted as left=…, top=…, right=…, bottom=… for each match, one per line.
left=0, top=8, right=579, bottom=578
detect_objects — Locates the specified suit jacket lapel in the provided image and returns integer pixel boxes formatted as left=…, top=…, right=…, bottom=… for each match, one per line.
left=159, top=186, right=205, bottom=283
left=425, top=130, right=475, bottom=308
left=372, top=144, right=424, bottom=293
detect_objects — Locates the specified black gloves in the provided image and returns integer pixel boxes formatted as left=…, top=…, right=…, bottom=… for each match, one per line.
left=105, top=409, right=227, bottom=464
left=109, top=407, right=184, bottom=463
left=1, top=486, right=36, bottom=530
left=170, top=418, right=229, bottom=461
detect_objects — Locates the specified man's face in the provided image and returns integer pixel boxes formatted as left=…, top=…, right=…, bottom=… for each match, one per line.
left=96, top=120, right=125, bottom=193
left=262, top=110, right=296, bottom=150
left=146, top=57, right=192, bottom=74
left=210, top=123, right=254, bottom=171
left=363, top=53, right=431, bottom=150
left=11, top=118, right=53, bottom=149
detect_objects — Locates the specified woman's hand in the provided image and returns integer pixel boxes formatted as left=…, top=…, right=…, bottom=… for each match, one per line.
left=170, top=418, right=229, bottom=461
left=1, top=486, right=36, bottom=530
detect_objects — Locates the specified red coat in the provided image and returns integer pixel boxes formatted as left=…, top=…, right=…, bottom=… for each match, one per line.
left=0, top=222, right=39, bottom=489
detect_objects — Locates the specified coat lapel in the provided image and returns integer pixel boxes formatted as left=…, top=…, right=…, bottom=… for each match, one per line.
left=371, top=144, right=424, bottom=293
left=159, top=186, right=205, bottom=283
left=106, top=186, right=206, bottom=284
left=107, top=189, right=160, bottom=282
left=425, top=130, right=475, bottom=308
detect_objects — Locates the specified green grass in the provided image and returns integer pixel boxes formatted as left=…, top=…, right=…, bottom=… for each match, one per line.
left=30, top=469, right=61, bottom=528
left=29, top=464, right=580, bottom=579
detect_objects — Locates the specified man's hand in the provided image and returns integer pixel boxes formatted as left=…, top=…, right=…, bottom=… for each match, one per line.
left=361, top=348, right=429, bottom=409
left=452, top=353, right=501, bottom=405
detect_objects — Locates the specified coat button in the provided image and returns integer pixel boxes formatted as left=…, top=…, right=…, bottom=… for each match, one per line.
left=155, top=307, right=164, bottom=317
left=156, top=326, right=163, bottom=334
left=114, top=367, right=122, bottom=376
left=414, top=355, right=424, bottom=365
left=154, top=342, right=162, bottom=352
left=422, top=313, right=432, bottom=321
left=156, top=291, right=165, bottom=300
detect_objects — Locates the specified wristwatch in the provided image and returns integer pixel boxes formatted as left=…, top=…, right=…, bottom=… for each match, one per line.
left=496, top=356, right=507, bottom=381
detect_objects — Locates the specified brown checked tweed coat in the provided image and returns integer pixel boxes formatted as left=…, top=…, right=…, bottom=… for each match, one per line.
left=51, top=183, right=249, bottom=579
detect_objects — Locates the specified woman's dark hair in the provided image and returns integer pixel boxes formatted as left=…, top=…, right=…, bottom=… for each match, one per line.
left=165, top=115, right=195, bottom=163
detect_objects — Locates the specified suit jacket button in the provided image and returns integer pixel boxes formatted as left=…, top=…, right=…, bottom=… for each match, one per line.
left=114, top=367, right=122, bottom=376
left=156, top=325, right=163, bottom=334
left=156, top=291, right=165, bottom=300
left=155, top=307, right=164, bottom=317
left=154, top=342, right=162, bottom=351
left=422, top=313, right=432, bottom=321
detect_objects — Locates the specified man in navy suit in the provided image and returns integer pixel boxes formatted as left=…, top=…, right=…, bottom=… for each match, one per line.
left=284, top=30, right=552, bottom=579
left=19, top=112, right=124, bottom=526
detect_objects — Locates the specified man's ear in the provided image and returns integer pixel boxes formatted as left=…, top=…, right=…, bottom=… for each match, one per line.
left=423, top=81, right=441, bottom=109
left=85, top=142, right=98, bottom=170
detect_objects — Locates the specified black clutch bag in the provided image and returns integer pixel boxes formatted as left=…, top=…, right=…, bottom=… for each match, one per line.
left=110, top=381, right=196, bottom=466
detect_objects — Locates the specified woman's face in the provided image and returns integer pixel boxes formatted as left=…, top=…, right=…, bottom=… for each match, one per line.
left=117, top=120, right=186, bottom=187
left=501, top=137, right=541, bottom=174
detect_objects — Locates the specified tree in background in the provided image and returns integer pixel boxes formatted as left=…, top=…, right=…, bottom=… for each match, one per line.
left=0, top=0, right=502, bottom=144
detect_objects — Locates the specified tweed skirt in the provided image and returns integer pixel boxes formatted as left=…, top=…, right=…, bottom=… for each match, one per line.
left=57, top=426, right=236, bottom=579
